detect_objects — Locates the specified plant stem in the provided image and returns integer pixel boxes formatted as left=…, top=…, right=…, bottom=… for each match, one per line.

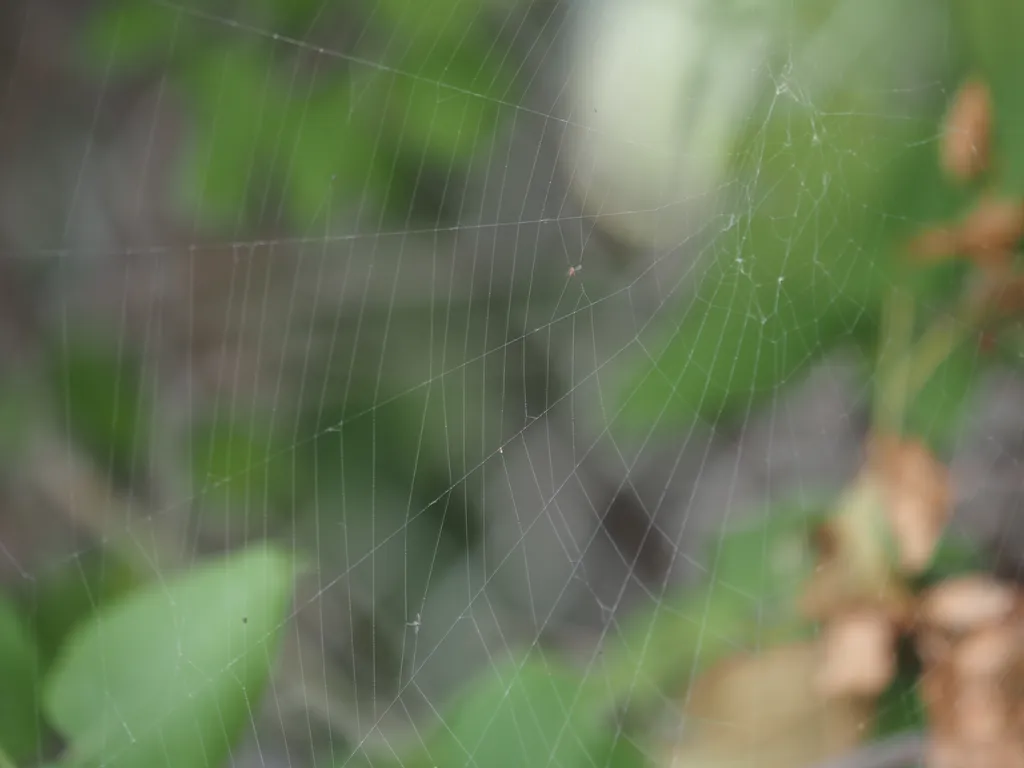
left=874, top=289, right=916, bottom=433
left=874, top=283, right=983, bottom=436
left=904, top=313, right=969, bottom=397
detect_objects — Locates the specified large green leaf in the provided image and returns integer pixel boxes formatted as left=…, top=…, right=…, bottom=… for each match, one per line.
left=367, top=506, right=826, bottom=768
left=378, top=653, right=659, bottom=768
left=0, top=596, right=42, bottom=763
left=615, top=0, right=955, bottom=430
left=28, top=550, right=140, bottom=669
left=397, top=655, right=607, bottom=768
left=43, top=546, right=295, bottom=768
left=374, top=564, right=771, bottom=768
left=704, top=502, right=825, bottom=638
left=618, top=268, right=856, bottom=426
left=616, top=104, right=911, bottom=425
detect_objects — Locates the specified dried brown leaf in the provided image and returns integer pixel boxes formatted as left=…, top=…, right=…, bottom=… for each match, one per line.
left=928, top=739, right=1024, bottom=768
left=958, top=195, right=1024, bottom=266
left=908, top=226, right=962, bottom=263
left=954, top=624, right=1019, bottom=679
left=918, top=574, right=1017, bottom=635
left=668, top=642, right=872, bottom=768
left=800, top=480, right=915, bottom=625
left=955, top=682, right=1009, bottom=743
left=941, top=78, right=992, bottom=184
left=868, top=434, right=950, bottom=576
left=986, top=273, right=1024, bottom=316
left=920, top=666, right=958, bottom=738
left=917, top=580, right=1024, bottom=768
left=818, top=609, right=896, bottom=699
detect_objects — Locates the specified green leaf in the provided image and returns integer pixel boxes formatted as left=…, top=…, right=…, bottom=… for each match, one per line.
left=373, top=0, right=486, bottom=43
left=595, top=586, right=756, bottom=718
left=875, top=118, right=975, bottom=253
left=383, top=654, right=608, bottom=768
left=80, top=2, right=202, bottom=74
left=707, top=502, right=825, bottom=634
left=43, top=546, right=296, bottom=768
left=0, top=596, right=42, bottom=762
left=190, top=418, right=304, bottom=523
left=374, top=544, right=800, bottom=768
left=618, top=270, right=856, bottom=426
left=383, top=35, right=513, bottom=165
left=29, top=550, right=140, bottom=669
left=51, top=337, right=147, bottom=481
left=380, top=577, right=768, bottom=768
left=616, top=96, right=908, bottom=426
left=177, top=46, right=290, bottom=226
left=614, top=0, right=954, bottom=430
left=959, top=0, right=1024, bottom=195
left=281, top=83, right=389, bottom=229
left=599, top=732, right=654, bottom=768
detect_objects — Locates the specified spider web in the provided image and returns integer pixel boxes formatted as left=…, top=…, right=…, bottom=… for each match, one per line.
left=0, top=1, right=1014, bottom=767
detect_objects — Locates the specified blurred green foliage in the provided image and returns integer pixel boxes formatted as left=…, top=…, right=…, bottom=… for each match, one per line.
left=4, top=1, right=1024, bottom=767
left=961, top=0, right=1024, bottom=195
left=0, top=546, right=294, bottom=768
left=366, top=504, right=825, bottom=768
left=384, top=654, right=613, bottom=768
left=190, top=416, right=303, bottom=523
left=903, top=340, right=981, bottom=450
left=613, top=0, right=987, bottom=443
left=27, top=551, right=140, bottom=669
left=81, top=0, right=513, bottom=230
left=51, top=336, right=148, bottom=483
left=0, top=598, right=42, bottom=763
left=43, top=546, right=295, bottom=768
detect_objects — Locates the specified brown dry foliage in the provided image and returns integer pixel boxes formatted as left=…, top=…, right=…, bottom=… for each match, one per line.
left=817, top=608, right=896, bottom=699
left=867, top=434, right=951, bottom=575
left=941, top=77, right=992, bottom=183
left=958, top=194, right=1024, bottom=264
left=916, top=576, right=1024, bottom=768
left=662, top=432, right=1024, bottom=768
left=666, top=642, right=873, bottom=768
left=908, top=195, right=1024, bottom=272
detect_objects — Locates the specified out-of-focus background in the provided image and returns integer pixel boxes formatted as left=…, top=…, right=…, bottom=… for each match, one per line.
left=1, top=1, right=1024, bottom=766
